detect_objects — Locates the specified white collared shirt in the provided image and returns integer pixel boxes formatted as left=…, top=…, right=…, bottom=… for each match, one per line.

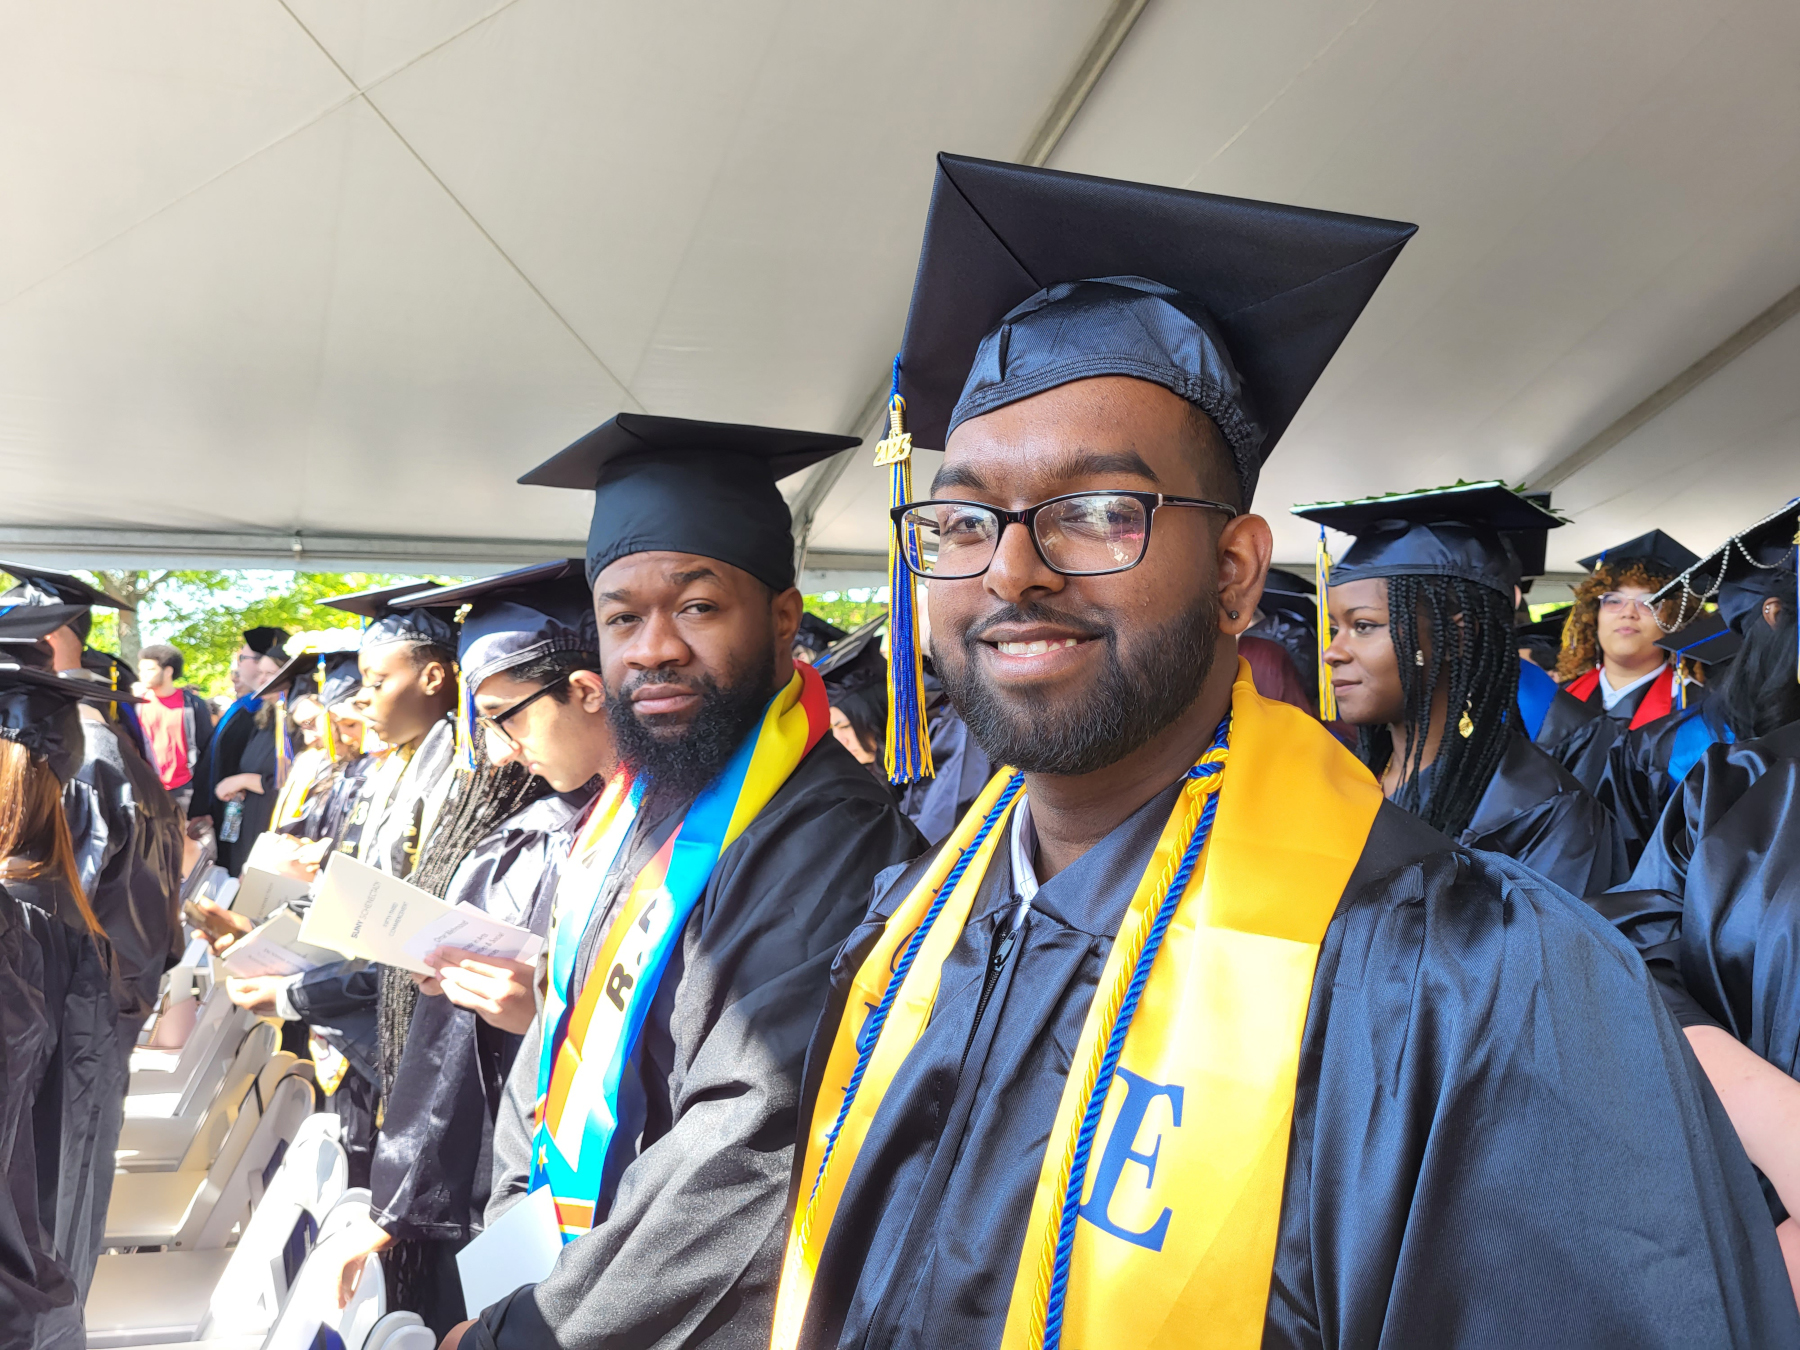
left=1599, top=663, right=1664, bottom=712
left=1009, top=796, right=1040, bottom=931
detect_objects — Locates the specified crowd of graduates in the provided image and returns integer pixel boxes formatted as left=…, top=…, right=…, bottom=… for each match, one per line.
left=3, top=152, right=1800, bottom=1348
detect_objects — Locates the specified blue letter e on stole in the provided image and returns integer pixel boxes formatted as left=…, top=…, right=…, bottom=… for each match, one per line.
left=1078, top=1068, right=1184, bottom=1250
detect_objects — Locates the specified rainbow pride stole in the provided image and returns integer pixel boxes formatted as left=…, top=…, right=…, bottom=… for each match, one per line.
left=529, top=663, right=830, bottom=1239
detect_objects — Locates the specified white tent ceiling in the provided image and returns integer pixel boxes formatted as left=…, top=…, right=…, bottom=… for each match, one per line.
left=3, top=0, right=1797, bottom=584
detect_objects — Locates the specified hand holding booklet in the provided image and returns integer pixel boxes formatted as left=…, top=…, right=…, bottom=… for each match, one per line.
left=219, top=907, right=340, bottom=979
left=299, top=851, right=544, bottom=977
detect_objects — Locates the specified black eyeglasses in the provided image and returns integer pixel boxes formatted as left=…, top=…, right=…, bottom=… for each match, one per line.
left=475, top=671, right=572, bottom=751
left=891, top=491, right=1239, bottom=580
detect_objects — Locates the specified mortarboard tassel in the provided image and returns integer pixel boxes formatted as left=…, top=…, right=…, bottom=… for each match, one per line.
left=318, top=654, right=337, bottom=763
left=1314, top=525, right=1337, bottom=721
left=878, top=357, right=935, bottom=785
left=454, top=669, right=478, bottom=771
left=273, top=692, right=292, bottom=791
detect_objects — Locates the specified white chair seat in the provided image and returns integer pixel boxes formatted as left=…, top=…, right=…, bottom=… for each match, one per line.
left=85, top=1249, right=231, bottom=1347
left=104, top=1170, right=207, bottom=1248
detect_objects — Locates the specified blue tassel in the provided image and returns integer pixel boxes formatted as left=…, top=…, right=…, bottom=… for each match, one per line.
left=878, top=357, right=934, bottom=784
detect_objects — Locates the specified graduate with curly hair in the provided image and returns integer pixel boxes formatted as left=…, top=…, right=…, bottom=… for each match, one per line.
left=1556, top=531, right=1699, bottom=723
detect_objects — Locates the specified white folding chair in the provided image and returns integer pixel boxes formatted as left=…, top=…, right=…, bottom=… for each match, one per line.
left=105, top=1050, right=311, bottom=1249
left=86, top=1116, right=349, bottom=1348
left=119, top=1020, right=273, bottom=1173
left=262, top=1214, right=420, bottom=1350
left=128, top=985, right=243, bottom=1102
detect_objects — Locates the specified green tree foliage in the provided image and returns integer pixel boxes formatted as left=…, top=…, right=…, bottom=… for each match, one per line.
left=1, top=567, right=440, bottom=698
left=158, top=572, right=434, bottom=697
left=803, top=587, right=888, bottom=635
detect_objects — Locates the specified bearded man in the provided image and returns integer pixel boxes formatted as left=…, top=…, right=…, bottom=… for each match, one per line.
left=442, top=416, right=925, bottom=1350
left=771, top=155, right=1799, bottom=1350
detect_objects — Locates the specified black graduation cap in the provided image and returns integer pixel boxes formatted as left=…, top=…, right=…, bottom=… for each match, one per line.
left=1515, top=606, right=1572, bottom=647
left=0, top=603, right=93, bottom=643
left=519, top=413, right=860, bottom=592
left=795, top=612, right=849, bottom=660
left=1293, top=481, right=1567, bottom=597
left=255, top=636, right=361, bottom=701
left=393, top=560, right=596, bottom=693
left=812, top=614, right=888, bottom=678
left=1576, top=529, right=1699, bottom=577
left=242, top=626, right=290, bottom=658
left=1655, top=610, right=1740, bottom=668
left=0, top=639, right=139, bottom=784
left=1501, top=490, right=1555, bottom=582
left=1258, top=567, right=1318, bottom=621
left=322, top=582, right=459, bottom=651
left=1654, top=498, right=1800, bottom=636
left=894, top=153, right=1417, bottom=503
left=0, top=560, right=132, bottom=611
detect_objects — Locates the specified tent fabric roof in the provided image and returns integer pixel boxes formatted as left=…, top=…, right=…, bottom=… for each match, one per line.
left=4, top=0, right=1799, bottom=580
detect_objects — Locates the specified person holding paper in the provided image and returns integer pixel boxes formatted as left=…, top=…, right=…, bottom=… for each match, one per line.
left=438, top=417, right=925, bottom=1350
left=323, top=563, right=605, bottom=1337
left=224, top=585, right=463, bottom=1189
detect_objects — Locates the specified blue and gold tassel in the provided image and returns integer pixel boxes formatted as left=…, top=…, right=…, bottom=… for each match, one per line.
left=1315, top=525, right=1337, bottom=721
left=878, top=357, right=934, bottom=785
left=454, top=670, right=478, bottom=770
left=273, top=692, right=292, bottom=791
left=318, top=654, right=338, bottom=763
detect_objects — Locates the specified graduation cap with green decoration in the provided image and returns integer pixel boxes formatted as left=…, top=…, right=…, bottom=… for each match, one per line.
left=878, top=152, right=1417, bottom=780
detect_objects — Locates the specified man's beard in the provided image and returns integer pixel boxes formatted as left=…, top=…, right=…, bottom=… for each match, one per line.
left=606, top=661, right=775, bottom=811
left=936, top=593, right=1219, bottom=776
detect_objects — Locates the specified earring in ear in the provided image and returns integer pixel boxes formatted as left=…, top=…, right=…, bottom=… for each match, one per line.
left=1458, top=698, right=1475, bottom=738
left=1227, top=610, right=1239, bottom=620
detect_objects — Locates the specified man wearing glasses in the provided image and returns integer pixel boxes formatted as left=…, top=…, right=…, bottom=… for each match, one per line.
left=440, top=418, right=924, bottom=1350
left=771, top=155, right=1798, bottom=1350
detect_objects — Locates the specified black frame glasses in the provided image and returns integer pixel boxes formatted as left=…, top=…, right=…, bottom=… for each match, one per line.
left=475, top=670, right=573, bottom=749
left=890, top=490, right=1239, bottom=580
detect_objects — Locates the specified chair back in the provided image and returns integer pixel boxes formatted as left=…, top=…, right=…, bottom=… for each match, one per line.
left=201, top=1113, right=348, bottom=1337
left=261, top=1222, right=388, bottom=1350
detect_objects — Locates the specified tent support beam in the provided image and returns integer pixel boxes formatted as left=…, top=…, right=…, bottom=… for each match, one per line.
left=1526, top=278, right=1800, bottom=492
left=0, top=524, right=582, bottom=573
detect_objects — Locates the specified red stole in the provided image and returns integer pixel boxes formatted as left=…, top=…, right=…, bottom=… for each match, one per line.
left=1566, top=665, right=1674, bottom=730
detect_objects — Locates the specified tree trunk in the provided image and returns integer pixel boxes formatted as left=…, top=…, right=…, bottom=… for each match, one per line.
left=88, top=569, right=166, bottom=666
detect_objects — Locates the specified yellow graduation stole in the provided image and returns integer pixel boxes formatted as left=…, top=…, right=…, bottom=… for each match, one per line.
left=772, top=662, right=1382, bottom=1350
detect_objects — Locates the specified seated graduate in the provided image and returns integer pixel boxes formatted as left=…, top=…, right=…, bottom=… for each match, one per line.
left=772, top=153, right=1798, bottom=1350
left=1295, top=482, right=1624, bottom=895
left=1557, top=530, right=1701, bottom=724
left=441, top=414, right=926, bottom=1350
left=1598, top=501, right=1800, bottom=863
left=322, top=563, right=605, bottom=1338
left=1594, top=497, right=1800, bottom=1299
left=0, top=618, right=142, bottom=1303
left=0, top=562, right=182, bottom=1049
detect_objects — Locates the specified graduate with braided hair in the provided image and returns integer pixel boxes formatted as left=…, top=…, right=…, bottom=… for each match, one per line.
left=1298, top=482, right=1624, bottom=896
left=324, top=563, right=603, bottom=1337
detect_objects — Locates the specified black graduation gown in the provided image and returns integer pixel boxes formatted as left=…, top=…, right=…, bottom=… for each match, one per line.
left=1593, top=719, right=1800, bottom=1226
left=899, top=682, right=992, bottom=845
left=1417, top=727, right=1624, bottom=895
left=1593, top=694, right=1725, bottom=872
left=2, top=877, right=129, bottom=1299
left=0, top=886, right=82, bottom=1349
left=368, top=788, right=594, bottom=1332
left=62, top=718, right=183, bottom=1032
left=795, top=781, right=1798, bottom=1350
left=1534, top=684, right=1619, bottom=793
left=470, top=738, right=925, bottom=1350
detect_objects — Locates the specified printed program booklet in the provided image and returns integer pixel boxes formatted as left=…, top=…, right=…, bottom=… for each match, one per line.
left=299, top=851, right=544, bottom=977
